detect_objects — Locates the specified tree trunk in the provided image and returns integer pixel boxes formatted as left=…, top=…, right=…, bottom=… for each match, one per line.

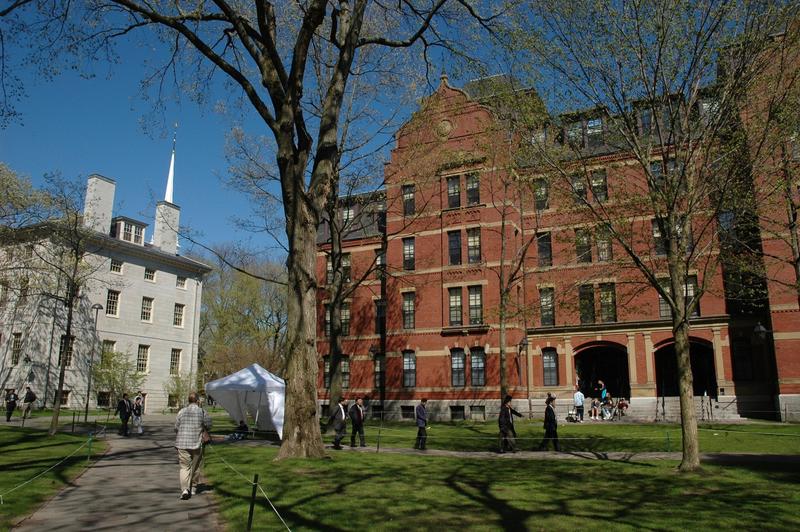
left=498, top=295, right=508, bottom=400
left=277, top=208, right=326, bottom=459
left=674, top=318, right=701, bottom=471
left=49, top=280, right=75, bottom=436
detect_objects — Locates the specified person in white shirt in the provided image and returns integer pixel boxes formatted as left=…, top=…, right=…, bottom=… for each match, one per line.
left=573, top=386, right=585, bottom=422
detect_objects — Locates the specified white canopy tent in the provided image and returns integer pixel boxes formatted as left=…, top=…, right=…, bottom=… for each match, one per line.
left=204, top=363, right=286, bottom=439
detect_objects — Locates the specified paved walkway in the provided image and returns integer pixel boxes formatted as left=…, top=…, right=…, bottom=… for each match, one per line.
left=14, top=419, right=221, bottom=532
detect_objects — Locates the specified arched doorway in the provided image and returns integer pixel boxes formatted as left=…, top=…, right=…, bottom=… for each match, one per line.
left=655, top=340, right=717, bottom=398
left=574, top=343, right=630, bottom=399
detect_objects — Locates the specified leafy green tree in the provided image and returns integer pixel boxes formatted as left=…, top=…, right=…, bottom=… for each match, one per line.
left=92, top=350, right=146, bottom=409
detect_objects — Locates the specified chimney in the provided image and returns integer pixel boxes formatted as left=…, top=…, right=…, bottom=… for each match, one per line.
left=83, top=174, right=115, bottom=234
left=154, top=200, right=180, bottom=254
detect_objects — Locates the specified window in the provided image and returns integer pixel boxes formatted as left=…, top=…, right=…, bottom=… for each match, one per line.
left=652, top=220, right=666, bottom=255
left=170, top=348, right=181, bottom=375
left=640, top=108, right=652, bottom=135
left=566, top=122, right=583, bottom=146
left=323, top=355, right=331, bottom=388
left=451, top=348, right=466, bottom=387
left=467, top=228, right=481, bottom=264
left=375, top=299, right=386, bottom=335
left=11, top=333, right=22, bottom=366
left=176, top=276, right=187, bottom=289
left=341, top=304, right=351, bottom=336
left=106, top=290, right=120, bottom=317
left=342, top=206, right=354, bottom=224
left=571, top=174, right=587, bottom=203
left=600, top=283, right=617, bottom=322
left=60, top=390, right=70, bottom=406
left=470, top=405, right=486, bottom=421
left=575, top=229, right=592, bottom=263
left=58, top=335, right=74, bottom=367
left=471, top=347, right=486, bottom=386
left=110, top=259, right=122, bottom=273
left=699, top=98, right=719, bottom=125
left=586, top=118, right=603, bottom=147
left=448, top=287, right=463, bottom=326
left=341, top=356, right=350, bottom=388
left=650, top=159, right=676, bottom=192
left=543, top=348, right=559, bottom=386
left=537, top=232, right=552, bottom=267
left=101, top=340, right=116, bottom=364
left=450, top=405, right=466, bottom=420
left=326, top=256, right=333, bottom=284
left=324, top=305, right=331, bottom=337
left=402, top=184, right=415, bottom=216
left=468, top=286, right=483, bottom=325
left=658, top=279, right=672, bottom=318
left=375, top=249, right=386, bottom=279
left=134, top=226, right=143, bottom=245
left=686, top=275, right=700, bottom=317
left=136, top=345, right=149, bottom=373
left=448, top=231, right=462, bottom=265
left=18, top=277, right=28, bottom=302
left=401, top=405, right=415, bottom=419
left=447, top=176, right=461, bottom=208
left=173, top=303, right=185, bottom=327
left=534, top=179, right=549, bottom=210
left=96, top=391, right=111, bottom=407
left=591, top=170, right=608, bottom=202
left=532, top=127, right=548, bottom=145
left=466, top=173, right=480, bottom=205
left=342, top=254, right=351, bottom=283
left=403, top=238, right=415, bottom=271
left=0, top=279, right=7, bottom=308
left=597, top=228, right=613, bottom=262
left=579, top=285, right=596, bottom=324
left=140, top=297, right=153, bottom=322
left=374, top=355, right=385, bottom=389
left=403, top=350, right=416, bottom=387
left=402, top=293, right=415, bottom=329
left=123, top=222, right=133, bottom=242
left=540, top=287, right=555, bottom=326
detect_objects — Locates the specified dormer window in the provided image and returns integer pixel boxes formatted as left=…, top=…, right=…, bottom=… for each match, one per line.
left=640, top=108, right=653, bottom=135
left=586, top=118, right=603, bottom=147
left=134, top=226, right=143, bottom=245
left=112, top=218, right=148, bottom=246
left=123, top=223, right=133, bottom=242
left=566, top=122, right=583, bottom=146
left=342, top=206, right=354, bottom=224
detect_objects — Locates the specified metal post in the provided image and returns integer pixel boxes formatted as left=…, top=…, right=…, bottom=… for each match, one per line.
left=87, top=434, right=93, bottom=463
left=376, top=413, right=383, bottom=453
left=84, top=304, right=103, bottom=423
left=72, top=411, right=76, bottom=433
left=246, top=473, right=259, bottom=531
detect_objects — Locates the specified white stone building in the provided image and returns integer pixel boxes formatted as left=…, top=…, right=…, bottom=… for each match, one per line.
left=0, top=170, right=211, bottom=412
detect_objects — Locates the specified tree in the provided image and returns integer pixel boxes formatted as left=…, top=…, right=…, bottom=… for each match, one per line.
left=1, top=0, right=502, bottom=457
left=162, top=372, right=197, bottom=410
left=504, top=0, right=797, bottom=470
left=92, top=349, right=146, bottom=408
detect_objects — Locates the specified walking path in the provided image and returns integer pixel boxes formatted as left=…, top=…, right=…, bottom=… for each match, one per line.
left=13, top=418, right=221, bottom=532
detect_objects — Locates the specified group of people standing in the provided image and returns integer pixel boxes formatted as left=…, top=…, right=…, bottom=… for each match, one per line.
left=114, top=392, right=145, bottom=436
left=328, top=396, right=368, bottom=449
left=4, top=387, right=37, bottom=422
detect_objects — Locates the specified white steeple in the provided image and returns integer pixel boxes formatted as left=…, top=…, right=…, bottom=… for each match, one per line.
left=165, top=126, right=176, bottom=203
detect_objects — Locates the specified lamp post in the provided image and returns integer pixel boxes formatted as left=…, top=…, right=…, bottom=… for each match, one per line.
left=518, top=337, right=532, bottom=418
left=84, top=303, right=103, bottom=423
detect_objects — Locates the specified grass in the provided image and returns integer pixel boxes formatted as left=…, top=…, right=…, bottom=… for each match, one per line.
left=344, top=419, right=800, bottom=454
left=203, top=441, right=800, bottom=531
left=0, top=428, right=107, bottom=531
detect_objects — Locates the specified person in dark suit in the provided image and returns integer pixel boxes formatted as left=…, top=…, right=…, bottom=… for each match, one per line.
left=5, top=388, right=19, bottom=422
left=498, top=394, right=522, bottom=453
left=115, top=393, right=133, bottom=436
left=348, top=397, right=366, bottom=447
left=328, top=397, right=348, bottom=450
left=414, top=398, right=428, bottom=450
left=538, top=395, right=560, bottom=451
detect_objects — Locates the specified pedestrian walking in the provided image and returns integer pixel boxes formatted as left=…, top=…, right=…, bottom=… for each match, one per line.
left=414, top=398, right=428, bottom=450
left=132, top=396, right=144, bottom=435
left=175, top=392, right=212, bottom=500
left=573, top=385, right=585, bottom=422
left=348, top=396, right=366, bottom=447
left=5, top=388, right=19, bottom=422
left=538, top=395, right=560, bottom=451
left=21, top=387, right=37, bottom=419
left=115, top=393, right=133, bottom=436
left=498, top=394, right=522, bottom=453
left=328, top=397, right=348, bottom=450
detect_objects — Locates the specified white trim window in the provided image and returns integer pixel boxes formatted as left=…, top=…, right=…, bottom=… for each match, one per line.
left=144, top=268, right=156, bottom=282
left=106, top=290, right=120, bottom=317
left=110, top=259, right=123, bottom=273
left=176, top=276, right=187, bottom=289
left=170, top=348, right=181, bottom=375
left=136, top=345, right=149, bottom=373
left=140, top=297, right=154, bottom=322
left=173, top=303, right=185, bottom=327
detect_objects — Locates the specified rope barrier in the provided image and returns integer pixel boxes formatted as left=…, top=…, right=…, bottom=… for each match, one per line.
left=205, top=444, right=291, bottom=531
left=697, top=427, right=800, bottom=437
left=0, top=436, right=92, bottom=505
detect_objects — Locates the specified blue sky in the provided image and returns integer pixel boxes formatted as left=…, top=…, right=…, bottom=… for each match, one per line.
left=0, top=59, right=264, bottom=255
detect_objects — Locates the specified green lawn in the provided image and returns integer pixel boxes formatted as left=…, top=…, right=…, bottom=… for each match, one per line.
left=0, top=428, right=107, bottom=531
left=203, top=442, right=800, bottom=531
left=351, top=420, right=800, bottom=453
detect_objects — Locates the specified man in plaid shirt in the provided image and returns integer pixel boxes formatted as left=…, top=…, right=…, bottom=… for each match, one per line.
left=175, top=393, right=212, bottom=500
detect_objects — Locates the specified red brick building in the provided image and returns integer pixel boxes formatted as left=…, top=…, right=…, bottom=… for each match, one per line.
left=316, top=72, right=798, bottom=422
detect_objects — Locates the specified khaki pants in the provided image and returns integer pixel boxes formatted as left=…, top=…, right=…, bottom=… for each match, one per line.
left=177, top=447, right=203, bottom=493
left=21, top=402, right=33, bottom=419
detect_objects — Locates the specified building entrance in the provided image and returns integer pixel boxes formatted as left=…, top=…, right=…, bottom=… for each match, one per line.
left=655, top=341, right=717, bottom=398
left=574, top=344, right=630, bottom=399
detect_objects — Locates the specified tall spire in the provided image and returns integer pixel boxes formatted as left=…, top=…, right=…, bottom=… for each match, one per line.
left=165, top=124, right=177, bottom=203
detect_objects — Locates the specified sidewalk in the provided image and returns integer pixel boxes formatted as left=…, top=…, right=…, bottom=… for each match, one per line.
left=13, top=419, right=221, bottom=532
